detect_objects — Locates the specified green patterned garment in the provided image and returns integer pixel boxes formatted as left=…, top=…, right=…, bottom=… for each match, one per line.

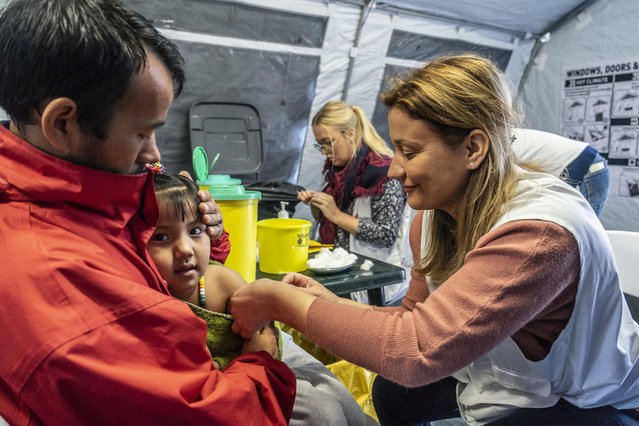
left=185, top=302, right=243, bottom=369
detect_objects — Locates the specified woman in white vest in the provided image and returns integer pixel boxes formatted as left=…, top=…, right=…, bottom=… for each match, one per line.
left=230, top=54, right=639, bottom=425
left=513, top=128, right=609, bottom=216
left=297, top=100, right=411, bottom=304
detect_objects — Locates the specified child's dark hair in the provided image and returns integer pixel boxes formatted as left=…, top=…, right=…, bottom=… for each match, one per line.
left=153, top=174, right=201, bottom=222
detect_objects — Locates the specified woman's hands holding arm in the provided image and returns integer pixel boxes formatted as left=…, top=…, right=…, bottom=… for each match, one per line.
left=284, top=273, right=374, bottom=310
left=281, top=273, right=339, bottom=301
left=230, top=275, right=372, bottom=339
left=229, top=279, right=317, bottom=339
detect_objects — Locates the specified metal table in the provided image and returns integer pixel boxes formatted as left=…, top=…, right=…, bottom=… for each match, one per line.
left=256, top=253, right=406, bottom=306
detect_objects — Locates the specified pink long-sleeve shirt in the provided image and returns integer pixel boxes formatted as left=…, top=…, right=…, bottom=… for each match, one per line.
left=306, top=210, right=579, bottom=387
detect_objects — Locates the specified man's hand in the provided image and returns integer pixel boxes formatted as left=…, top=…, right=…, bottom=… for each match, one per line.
left=179, top=171, right=224, bottom=240
left=242, top=325, right=279, bottom=359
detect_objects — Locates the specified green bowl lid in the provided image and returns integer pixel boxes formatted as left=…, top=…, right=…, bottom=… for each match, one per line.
left=204, top=174, right=242, bottom=186
left=193, top=148, right=260, bottom=200
left=200, top=174, right=261, bottom=201
left=209, top=187, right=261, bottom=201
left=192, top=146, right=209, bottom=183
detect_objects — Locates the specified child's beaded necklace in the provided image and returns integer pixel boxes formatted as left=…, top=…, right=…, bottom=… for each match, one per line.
left=198, top=276, right=206, bottom=307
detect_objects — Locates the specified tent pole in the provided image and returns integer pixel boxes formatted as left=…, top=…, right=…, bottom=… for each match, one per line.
left=517, top=0, right=602, bottom=96
left=342, top=0, right=375, bottom=102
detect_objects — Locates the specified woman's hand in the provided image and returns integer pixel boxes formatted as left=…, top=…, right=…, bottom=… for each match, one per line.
left=283, top=273, right=370, bottom=309
left=229, top=279, right=276, bottom=339
left=309, top=192, right=341, bottom=222
left=298, top=190, right=323, bottom=221
left=282, top=273, right=339, bottom=301
left=179, top=171, right=224, bottom=240
left=230, top=278, right=316, bottom=338
left=297, top=190, right=316, bottom=205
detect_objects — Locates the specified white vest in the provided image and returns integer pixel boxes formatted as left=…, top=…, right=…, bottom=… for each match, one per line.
left=424, top=170, right=639, bottom=425
left=350, top=195, right=413, bottom=303
left=512, top=128, right=587, bottom=177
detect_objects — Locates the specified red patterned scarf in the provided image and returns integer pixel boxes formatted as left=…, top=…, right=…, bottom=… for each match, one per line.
left=319, top=144, right=392, bottom=244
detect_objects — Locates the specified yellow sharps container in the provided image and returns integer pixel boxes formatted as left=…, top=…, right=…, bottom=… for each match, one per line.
left=258, top=218, right=311, bottom=274
left=194, top=148, right=261, bottom=282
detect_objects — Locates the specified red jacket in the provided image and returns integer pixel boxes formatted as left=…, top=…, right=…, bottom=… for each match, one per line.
left=211, top=230, right=231, bottom=263
left=0, top=125, right=295, bottom=425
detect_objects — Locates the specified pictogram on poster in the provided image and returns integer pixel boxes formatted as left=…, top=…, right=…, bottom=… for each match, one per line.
left=562, top=58, right=639, bottom=198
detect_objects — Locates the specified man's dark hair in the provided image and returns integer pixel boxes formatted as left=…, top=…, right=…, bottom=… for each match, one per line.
left=0, top=0, right=185, bottom=139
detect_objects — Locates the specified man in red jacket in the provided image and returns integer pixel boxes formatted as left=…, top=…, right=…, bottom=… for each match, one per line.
left=0, top=0, right=295, bottom=424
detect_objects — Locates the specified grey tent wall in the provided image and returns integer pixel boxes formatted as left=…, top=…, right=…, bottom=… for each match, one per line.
left=124, top=0, right=325, bottom=184
left=1, top=0, right=633, bottom=231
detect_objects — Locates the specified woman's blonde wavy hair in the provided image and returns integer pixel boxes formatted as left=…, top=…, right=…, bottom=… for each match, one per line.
left=312, top=100, right=393, bottom=160
left=383, top=53, right=523, bottom=285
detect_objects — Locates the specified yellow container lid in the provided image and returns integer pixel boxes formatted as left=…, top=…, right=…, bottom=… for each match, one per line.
left=257, top=218, right=311, bottom=229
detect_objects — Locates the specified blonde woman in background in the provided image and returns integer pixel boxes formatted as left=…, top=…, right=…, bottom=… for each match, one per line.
left=298, top=101, right=411, bottom=304
left=231, top=54, right=639, bottom=425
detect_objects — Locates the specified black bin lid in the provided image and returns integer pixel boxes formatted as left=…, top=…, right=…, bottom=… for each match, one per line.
left=189, top=102, right=263, bottom=176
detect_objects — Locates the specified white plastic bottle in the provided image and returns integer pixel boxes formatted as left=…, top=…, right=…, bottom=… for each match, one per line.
left=277, top=201, right=290, bottom=219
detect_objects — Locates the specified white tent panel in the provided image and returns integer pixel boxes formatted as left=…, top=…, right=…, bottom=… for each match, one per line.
left=2, top=0, right=634, bottom=231
left=521, top=0, right=639, bottom=231
left=296, top=1, right=360, bottom=191
left=295, top=3, right=538, bottom=224
left=376, top=0, right=586, bottom=35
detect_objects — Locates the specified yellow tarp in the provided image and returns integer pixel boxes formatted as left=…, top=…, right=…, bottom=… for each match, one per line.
left=277, top=323, right=378, bottom=422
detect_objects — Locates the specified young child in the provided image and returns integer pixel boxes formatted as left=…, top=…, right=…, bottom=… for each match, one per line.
left=148, top=173, right=367, bottom=426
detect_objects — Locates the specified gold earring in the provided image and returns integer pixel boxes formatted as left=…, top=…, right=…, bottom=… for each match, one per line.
left=470, top=162, right=474, bottom=167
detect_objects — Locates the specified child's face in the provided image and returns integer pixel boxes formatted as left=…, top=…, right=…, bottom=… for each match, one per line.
left=148, top=202, right=210, bottom=300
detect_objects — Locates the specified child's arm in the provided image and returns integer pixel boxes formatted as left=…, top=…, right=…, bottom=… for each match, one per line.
left=203, top=265, right=245, bottom=313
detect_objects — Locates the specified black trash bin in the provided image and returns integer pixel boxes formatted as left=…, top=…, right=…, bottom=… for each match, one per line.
left=245, top=181, right=305, bottom=220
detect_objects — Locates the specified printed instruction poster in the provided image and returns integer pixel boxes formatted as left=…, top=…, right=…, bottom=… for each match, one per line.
left=562, top=58, right=639, bottom=198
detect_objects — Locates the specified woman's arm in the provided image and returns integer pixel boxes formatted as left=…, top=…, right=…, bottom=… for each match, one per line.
left=307, top=179, right=407, bottom=242
left=355, top=179, right=406, bottom=247
left=302, top=220, right=579, bottom=387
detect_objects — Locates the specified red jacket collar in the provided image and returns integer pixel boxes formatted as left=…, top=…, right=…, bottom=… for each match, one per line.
left=0, top=124, right=159, bottom=234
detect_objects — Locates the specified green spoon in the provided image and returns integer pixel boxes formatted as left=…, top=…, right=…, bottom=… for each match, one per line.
left=209, top=152, right=221, bottom=173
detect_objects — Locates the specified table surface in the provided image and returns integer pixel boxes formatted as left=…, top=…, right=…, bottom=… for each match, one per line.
left=256, top=252, right=406, bottom=306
